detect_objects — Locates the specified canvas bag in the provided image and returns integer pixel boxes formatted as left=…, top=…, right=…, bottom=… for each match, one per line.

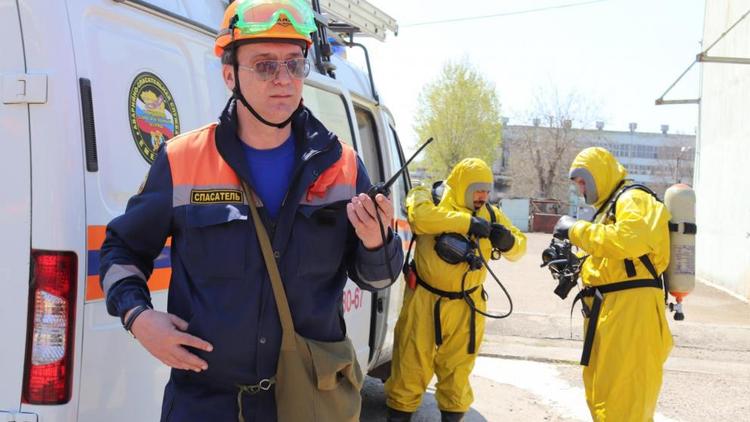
left=243, top=183, right=364, bottom=422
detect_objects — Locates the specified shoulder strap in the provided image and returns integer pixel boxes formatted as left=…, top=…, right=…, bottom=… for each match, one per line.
left=611, top=184, right=664, bottom=285
left=403, top=235, right=416, bottom=273
left=591, top=180, right=625, bottom=221
left=485, top=203, right=496, bottom=224
left=593, top=181, right=660, bottom=222
left=623, top=254, right=660, bottom=280
left=610, top=183, right=660, bottom=219
left=241, top=181, right=297, bottom=352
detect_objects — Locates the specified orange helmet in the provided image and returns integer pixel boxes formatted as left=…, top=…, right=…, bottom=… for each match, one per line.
left=214, top=0, right=316, bottom=57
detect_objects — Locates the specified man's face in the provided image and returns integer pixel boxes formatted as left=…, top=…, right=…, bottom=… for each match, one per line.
left=472, top=190, right=490, bottom=210
left=224, top=42, right=305, bottom=123
left=572, top=177, right=586, bottom=197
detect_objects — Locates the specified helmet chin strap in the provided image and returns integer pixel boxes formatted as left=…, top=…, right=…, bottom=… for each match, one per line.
left=232, top=80, right=299, bottom=129
left=229, top=17, right=301, bottom=129
left=231, top=52, right=299, bottom=129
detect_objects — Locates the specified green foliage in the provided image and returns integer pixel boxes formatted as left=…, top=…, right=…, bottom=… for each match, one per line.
left=414, top=60, right=502, bottom=179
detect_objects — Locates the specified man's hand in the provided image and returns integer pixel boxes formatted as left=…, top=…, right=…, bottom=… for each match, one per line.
left=490, top=223, right=515, bottom=252
left=347, top=193, right=394, bottom=249
left=553, top=215, right=577, bottom=240
left=468, top=216, right=491, bottom=238
left=128, top=309, right=213, bottom=372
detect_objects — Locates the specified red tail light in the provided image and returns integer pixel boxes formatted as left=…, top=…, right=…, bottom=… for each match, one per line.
left=22, top=250, right=77, bottom=404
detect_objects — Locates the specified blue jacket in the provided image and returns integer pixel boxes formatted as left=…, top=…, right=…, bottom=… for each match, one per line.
left=100, top=99, right=403, bottom=421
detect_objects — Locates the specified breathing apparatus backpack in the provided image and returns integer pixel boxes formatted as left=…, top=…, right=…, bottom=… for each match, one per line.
left=595, top=181, right=697, bottom=320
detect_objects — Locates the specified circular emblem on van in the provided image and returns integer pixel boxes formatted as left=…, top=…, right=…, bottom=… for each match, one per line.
left=128, top=72, right=180, bottom=163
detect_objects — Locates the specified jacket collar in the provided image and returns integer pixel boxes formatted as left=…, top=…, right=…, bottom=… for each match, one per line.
left=214, top=98, right=341, bottom=186
left=213, top=99, right=344, bottom=251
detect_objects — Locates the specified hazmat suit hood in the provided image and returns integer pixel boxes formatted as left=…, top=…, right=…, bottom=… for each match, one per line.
left=441, top=158, right=494, bottom=211
left=569, top=147, right=627, bottom=208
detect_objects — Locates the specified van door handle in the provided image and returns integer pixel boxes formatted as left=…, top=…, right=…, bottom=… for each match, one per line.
left=2, top=73, right=48, bottom=104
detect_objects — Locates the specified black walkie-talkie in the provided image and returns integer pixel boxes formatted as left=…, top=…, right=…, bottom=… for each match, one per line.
left=365, top=137, right=433, bottom=288
left=367, top=137, right=434, bottom=199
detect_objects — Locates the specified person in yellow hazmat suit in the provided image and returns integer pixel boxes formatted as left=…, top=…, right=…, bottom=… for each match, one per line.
left=552, top=147, right=674, bottom=421
left=384, top=158, right=526, bottom=422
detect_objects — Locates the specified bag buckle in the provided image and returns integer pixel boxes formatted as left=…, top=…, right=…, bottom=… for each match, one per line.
left=238, top=377, right=276, bottom=395
left=258, top=378, right=274, bottom=391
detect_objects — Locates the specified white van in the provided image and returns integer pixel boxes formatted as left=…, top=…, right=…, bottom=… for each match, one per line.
left=0, top=1, right=409, bottom=420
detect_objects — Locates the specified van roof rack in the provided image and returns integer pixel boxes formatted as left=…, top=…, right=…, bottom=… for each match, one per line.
left=316, top=0, right=398, bottom=41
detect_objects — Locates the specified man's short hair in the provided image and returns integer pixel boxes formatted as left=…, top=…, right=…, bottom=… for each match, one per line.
left=221, top=49, right=234, bottom=65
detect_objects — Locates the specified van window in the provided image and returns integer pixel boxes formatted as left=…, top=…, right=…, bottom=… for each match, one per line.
left=302, top=85, right=354, bottom=146
left=354, top=106, right=383, bottom=183
left=131, top=1, right=225, bottom=31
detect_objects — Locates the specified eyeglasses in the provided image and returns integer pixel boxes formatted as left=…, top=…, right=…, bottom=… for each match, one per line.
left=238, top=58, right=310, bottom=81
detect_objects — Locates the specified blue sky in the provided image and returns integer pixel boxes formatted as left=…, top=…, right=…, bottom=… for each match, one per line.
left=356, top=0, right=705, bottom=151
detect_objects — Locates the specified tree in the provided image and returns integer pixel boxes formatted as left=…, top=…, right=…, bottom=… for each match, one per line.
left=507, top=86, right=600, bottom=200
left=414, top=60, right=502, bottom=179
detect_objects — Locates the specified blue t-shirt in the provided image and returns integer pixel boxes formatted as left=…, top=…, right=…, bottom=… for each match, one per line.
left=242, top=133, right=296, bottom=219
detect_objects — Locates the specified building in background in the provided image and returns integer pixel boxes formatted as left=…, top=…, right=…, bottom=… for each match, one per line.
left=693, top=0, right=750, bottom=300
left=495, top=121, right=695, bottom=203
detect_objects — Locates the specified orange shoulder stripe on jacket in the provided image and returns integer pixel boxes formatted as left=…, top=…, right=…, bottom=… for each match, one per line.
left=166, top=123, right=240, bottom=187
left=304, top=142, right=358, bottom=205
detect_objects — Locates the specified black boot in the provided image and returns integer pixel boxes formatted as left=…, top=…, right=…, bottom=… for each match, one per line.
left=386, top=406, right=414, bottom=422
left=441, top=410, right=465, bottom=422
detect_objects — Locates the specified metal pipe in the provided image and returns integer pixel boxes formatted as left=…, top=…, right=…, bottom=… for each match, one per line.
left=697, top=54, right=750, bottom=65
left=343, top=41, right=379, bottom=104
left=655, top=98, right=700, bottom=106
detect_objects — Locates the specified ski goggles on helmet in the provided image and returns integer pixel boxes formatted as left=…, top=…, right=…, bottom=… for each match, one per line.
left=234, top=0, right=316, bottom=38
left=238, top=57, right=311, bottom=81
left=215, top=0, right=317, bottom=56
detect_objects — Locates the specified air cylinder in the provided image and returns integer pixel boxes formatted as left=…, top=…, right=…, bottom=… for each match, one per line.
left=664, top=183, right=696, bottom=320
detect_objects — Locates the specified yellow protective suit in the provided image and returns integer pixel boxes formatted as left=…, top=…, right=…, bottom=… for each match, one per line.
left=385, top=158, right=526, bottom=413
left=568, top=147, right=673, bottom=422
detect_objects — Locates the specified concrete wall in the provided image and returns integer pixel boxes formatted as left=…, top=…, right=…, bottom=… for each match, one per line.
left=500, top=198, right=530, bottom=232
left=696, top=0, right=750, bottom=299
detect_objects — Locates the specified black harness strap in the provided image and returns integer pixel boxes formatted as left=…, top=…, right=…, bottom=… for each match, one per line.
left=484, top=203, right=503, bottom=260
left=573, top=182, right=669, bottom=366
left=416, top=274, right=480, bottom=354
left=638, top=253, right=668, bottom=304
left=407, top=204, right=501, bottom=354
left=485, top=203, right=496, bottom=224
left=573, top=277, right=664, bottom=366
left=601, top=183, right=666, bottom=282
left=669, top=221, right=697, bottom=234
left=624, top=259, right=637, bottom=277
left=639, top=254, right=660, bottom=280
left=591, top=180, right=626, bottom=221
